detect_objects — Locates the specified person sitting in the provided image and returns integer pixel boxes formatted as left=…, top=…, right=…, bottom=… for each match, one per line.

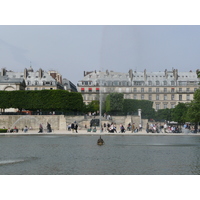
left=38, top=124, right=43, bottom=133
left=120, top=125, right=125, bottom=133
left=24, top=126, right=28, bottom=133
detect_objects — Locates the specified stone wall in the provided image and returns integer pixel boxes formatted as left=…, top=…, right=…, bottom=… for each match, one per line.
left=0, top=115, right=66, bottom=130
left=0, top=115, right=148, bottom=131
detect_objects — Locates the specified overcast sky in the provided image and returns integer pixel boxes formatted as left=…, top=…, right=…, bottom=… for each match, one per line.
left=1, top=25, right=200, bottom=85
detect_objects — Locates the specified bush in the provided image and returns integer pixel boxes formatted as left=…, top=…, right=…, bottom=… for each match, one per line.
left=0, top=129, right=8, bottom=133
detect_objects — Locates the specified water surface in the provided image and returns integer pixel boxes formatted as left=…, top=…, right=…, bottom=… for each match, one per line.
left=0, top=135, right=200, bottom=175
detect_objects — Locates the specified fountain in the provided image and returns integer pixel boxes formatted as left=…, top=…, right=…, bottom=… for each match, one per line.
left=10, top=115, right=41, bottom=130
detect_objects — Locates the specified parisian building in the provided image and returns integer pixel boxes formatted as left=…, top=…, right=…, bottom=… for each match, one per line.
left=77, top=69, right=200, bottom=111
left=0, top=67, right=77, bottom=92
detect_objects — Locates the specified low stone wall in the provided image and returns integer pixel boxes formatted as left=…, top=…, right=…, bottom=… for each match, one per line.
left=0, top=115, right=149, bottom=131
left=0, top=115, right=66, bottom=130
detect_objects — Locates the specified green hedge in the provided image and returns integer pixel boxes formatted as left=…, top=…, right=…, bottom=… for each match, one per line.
left=0, top=90, right=84, bottom=112
left=0, top=129, right=8, bottom=133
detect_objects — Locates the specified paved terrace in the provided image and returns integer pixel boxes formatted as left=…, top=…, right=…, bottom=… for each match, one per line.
left=0, top=129, right=199, bottom=136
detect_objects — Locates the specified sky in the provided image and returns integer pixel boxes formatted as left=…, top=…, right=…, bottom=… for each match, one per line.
left=1, top=25, right=200, bottom=85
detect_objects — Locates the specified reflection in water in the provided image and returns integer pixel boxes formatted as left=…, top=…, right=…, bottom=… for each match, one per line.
left=0, top=135, right=200, bottom=175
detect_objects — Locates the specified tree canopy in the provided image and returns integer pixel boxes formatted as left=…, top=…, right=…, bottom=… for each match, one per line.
left=0, top=90, right=84, bottom=112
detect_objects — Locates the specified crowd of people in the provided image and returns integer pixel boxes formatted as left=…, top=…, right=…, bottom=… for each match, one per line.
left=6, top=122, right=53, bottom=133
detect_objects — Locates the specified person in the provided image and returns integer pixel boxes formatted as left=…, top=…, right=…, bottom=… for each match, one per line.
left=104, top=123, right=107, bottom=132
left=127, top=123, right=131, bottom=131
left=159, top=124, right=163, bottom=133
left=71, top=122, right=74, bottom=133
left=47, top=122, right=52, bottom=132
left=120, top=125, right=125, bottom=133
left=139, top=123, right=142, bottom=131
left=14, top=126, right=18, bottom=133
left=164, top=123, right=168, bottom=133
left=38, top=124, right=43, bottom=133
left=74, top=123, right=78, bottom=133
left=146, top=123, right=149, bottom=133
left=24, top=126, right=28, bottom=133
left=134, top=127, right=138, bottom=133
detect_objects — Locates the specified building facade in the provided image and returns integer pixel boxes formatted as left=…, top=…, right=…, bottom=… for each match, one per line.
left=0, top=67, right=77, bottom=92
left=77, top=69, right=200, bottom=110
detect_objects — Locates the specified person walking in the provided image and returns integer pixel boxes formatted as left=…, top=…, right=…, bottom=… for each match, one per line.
left=71, top=122, right=74, bottom=133
left=74, top=123, right=78, bottom=133
left=164, top=123, right=167, bottom=133
left=146, top=123, right=149, bottom=133
left=47, top=122, right=52, bottom=132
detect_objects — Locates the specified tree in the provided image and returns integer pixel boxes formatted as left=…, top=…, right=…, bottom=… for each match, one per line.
left=123, top=99, right=155, bottom=119
left=187, top=89, right=200, bottom=124
left=106, top=93, right=124, bottom=113
left=83, top=100, right=99, bottom=113
left=171, top=102, right=189, bottom=124
left=154, top=108, right=173, bottom=122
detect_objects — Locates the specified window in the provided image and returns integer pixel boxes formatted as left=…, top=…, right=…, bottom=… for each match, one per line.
left=148, top=88, right=152, bottom=92
left=156, top=94, right=159, bottom=100
left=156, top=104, right=160, bottom=110
left=164, top=88, right=167, bottom=92
left=88, top=88, right=92, bottom=92
left=164, top=94, right=167, bottom=100
left=163, top=81, right=167, bottom=86
left=186, top=88, right=190, bottom=92
left=134, top=94, right=137, bottom=99
left=171, top=94, right=174, bottom=100
left=194, top=88, right=197, bottom=92
left=171, top=104, right=175, bottom=109
left=35, top=81, right=38, bottom=85
left=156, top=88, right=159, bottom=92
left=141, top=88, right=144, bottom=92
left=126, top=88, right=129, bottom=92
left=122, top=81, right=127, bottom=86
left=171, top=88, right=175, bottom=93
left=149, top=94, right=152, bottom=100
left=27, top=81, right=31, bottom=85
left=134, top=88, right=137, bottom=92
left=179, top=88, right=182, bottom=92
left=164, top=104, right=167, bottom=109
left=141, top=94, right=144, bottom=100
left=108, top=81, right=112, bottom=86
left=34, top=88, right=38, bottom=90
left=148, top=81, right=152, bottom=86
left=171, top=81, right=175, bottom=85
left=113, top=81, right=118, bottom=86
left=81, top=88, right=85, bottom=92
left=179, top=95, right=182, bottom=101
left=156, top=81, right=160, bottom=85
left=187, top=94, right=190, bottom=101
